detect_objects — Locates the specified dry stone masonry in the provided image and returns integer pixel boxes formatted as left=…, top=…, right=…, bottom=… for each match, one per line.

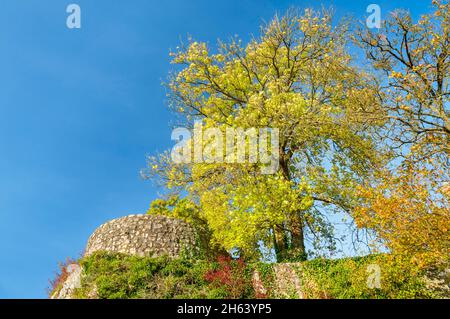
left=84, top=214, right=197, bottom=258
left=52, top=214, right=198, bottom=299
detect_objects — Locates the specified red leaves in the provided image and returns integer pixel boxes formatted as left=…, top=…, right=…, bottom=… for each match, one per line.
left=48, top=257, right=77, bottom=297
left=204, top=255, right=251, bottom=298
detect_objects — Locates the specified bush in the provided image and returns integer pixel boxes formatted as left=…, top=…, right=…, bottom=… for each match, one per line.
left=252, top=254, right=442, bottom=299
left=204, top=255, right=254, bottom=298
left=295, top=254, right=439, bottom=299
left=53, top=251, right=443, bottom=299
left=73, top=251, right=255, bottom=299
left=75, top=252, right=215, bottom=299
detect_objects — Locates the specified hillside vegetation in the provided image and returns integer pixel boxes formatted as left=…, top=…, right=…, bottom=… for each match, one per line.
left=51, top=251, right=447, bottom=299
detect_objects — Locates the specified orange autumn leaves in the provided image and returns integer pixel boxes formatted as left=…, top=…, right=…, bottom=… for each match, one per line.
left=354, top=167, right=450, bottom=269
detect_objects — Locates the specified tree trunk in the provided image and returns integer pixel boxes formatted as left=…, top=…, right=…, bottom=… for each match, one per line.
left=290, top=215, right=306, bottom=261
left=273, top=225, right=287, bottom=261
left=274, top=222, right=306, bottom=262
left=278, top=154, right=307, bottom=261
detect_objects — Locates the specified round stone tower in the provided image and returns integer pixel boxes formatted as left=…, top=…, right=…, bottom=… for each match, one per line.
left=84, top=214, right=197, bottom=258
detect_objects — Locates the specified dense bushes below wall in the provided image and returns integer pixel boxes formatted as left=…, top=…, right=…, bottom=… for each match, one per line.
left=51, top=252, right=447, bottom=299
left=254, top=255, right=448, bottom=299
left=68, top=252, right=254, bottom=299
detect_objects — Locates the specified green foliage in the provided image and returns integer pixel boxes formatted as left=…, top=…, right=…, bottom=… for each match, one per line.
left=147, top=195, right=226, bottom=260
left=254, top=262, right=276, bottom=298
left=74, top=251, right=254, bottom=299
left=251, top=254, right=443, bottom=299
left=76, top=252, right=205, bottom=299
left=62, top=251, right=442, bottom=299
left=143, top=8, right=386, bottom=261
left=273, top=255, right=437, bottom=299
left=297, top=255, right=382, bottom=299
left=76, top=3, right=449, bottom=299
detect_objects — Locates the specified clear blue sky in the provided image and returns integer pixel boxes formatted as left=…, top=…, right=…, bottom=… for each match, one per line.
left=0, top=0, right=431, bottom=298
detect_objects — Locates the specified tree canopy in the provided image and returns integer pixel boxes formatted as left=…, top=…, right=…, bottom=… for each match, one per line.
left=143, top=2, right=449, bottom=267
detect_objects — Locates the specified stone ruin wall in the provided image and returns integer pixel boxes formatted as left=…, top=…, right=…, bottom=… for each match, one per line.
left=52, top=214, right=198, bottom=299
left=84, top=214, right=197, bottom=258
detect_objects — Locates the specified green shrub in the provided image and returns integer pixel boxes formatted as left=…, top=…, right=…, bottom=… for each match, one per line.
left=74, top=251, right=254, bottom=299
left=63, top=251, right=441, bottom=299
left=296, top=254, right=438, bottom=299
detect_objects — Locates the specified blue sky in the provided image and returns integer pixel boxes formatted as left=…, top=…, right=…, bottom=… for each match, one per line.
left=0, top=0, right=432, bottom=298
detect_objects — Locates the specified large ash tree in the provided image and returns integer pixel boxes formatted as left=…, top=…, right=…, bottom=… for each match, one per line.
left=144, top=9, right=385, bottom=261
